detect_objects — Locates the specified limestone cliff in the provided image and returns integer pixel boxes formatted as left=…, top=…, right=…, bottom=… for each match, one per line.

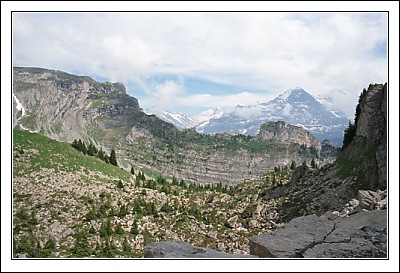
left=256, top=121, right=321, bottom=149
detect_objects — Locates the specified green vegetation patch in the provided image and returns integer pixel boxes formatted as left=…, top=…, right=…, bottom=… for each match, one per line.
left=13, top=128, right=131, bottom=181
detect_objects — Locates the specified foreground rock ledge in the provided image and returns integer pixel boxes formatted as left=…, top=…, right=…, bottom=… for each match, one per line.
left=144, top=241, right=257, bottom=258
left=249, top=210, right=387, bottom=258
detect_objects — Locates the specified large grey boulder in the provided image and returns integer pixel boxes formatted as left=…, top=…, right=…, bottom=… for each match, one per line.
left=144, top=241, right=257, bottom=258
left=249, top=210, right=387, bottom=258
left=249, top=214, right=335, bottom=257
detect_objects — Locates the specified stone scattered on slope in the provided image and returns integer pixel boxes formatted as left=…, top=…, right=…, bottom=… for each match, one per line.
left=249, top=210, right=387, bottom=258
left=144, top=241, right=258, bottom=258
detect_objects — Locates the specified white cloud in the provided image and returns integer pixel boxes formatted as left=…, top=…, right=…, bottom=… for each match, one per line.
left=176, top=91, right=272, bottom=110
left=282, top=104, right=292, bottom=116
left=143, top=79, right=185, bottom=114
left=12, top=12, right=388, bottom=116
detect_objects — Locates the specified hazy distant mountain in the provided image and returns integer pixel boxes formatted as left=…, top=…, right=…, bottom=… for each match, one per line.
left=315, top=89, right=351, bottom=118
left=152, top=108, right=225, bottom=131
left=198, top=88, right=349, bottom=146
left=158, top=111, right=198, bottom=130
left=156, top=88, right=349, bottom=147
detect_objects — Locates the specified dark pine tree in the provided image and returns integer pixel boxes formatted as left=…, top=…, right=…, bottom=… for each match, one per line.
left=109, top=149, right=118, bottom=166
left=98, top=149, right=105, bottom=161
left=87, top=143, right=95, bottom=156
left=355, top=88, right=367, bottom=126
left=78, top=139, right=87, bottom=155
left=72, top=139, right=79, bottom=150
left=342, top=121, right=357, bottom=149
left=311, top=158, right=317, bottom=169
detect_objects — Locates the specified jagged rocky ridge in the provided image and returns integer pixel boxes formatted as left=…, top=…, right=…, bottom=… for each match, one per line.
left=13, top=67, right=336, bottom=186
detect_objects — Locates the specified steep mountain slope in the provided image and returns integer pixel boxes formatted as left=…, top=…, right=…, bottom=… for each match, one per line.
left=266, top=83, right=387, bottom=221
left=13, top=67, right=333, bottom=185
left=197, top=88, right=349, bottom=146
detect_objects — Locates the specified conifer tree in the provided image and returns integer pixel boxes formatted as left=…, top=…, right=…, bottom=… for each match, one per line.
left=87, top=143, right=95, bottom=156
left=115, top=222, right=124, bottom=234
left=72, top=139, right=79, bottom=150
left=130, top=167, right=135, bottom=175
left=311, top=158, right=317, bottom=169
left=172, top=176, right=178, bottom=185
left=122, top=237, right=132, bottom=253
left=355, top=88, right=366, bottom=126
left=342, top=121, right=356, bottom=149
left=130, top=220, right=139, bottom=235
left=78, top=139, right=87, bottom=155
left=98, top=149, right=105, bottom=161
left=109, top=149, right=118, bottom=166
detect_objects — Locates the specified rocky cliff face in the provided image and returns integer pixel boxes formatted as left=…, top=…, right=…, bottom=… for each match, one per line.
left=256, top=121, right=321, bottom=149
left=13, top=67, right=141, bottom=143
left=342, top=83, right=387, bottom=189
left=265, top=83, right=387, bottom=220
left=13, top=67, right=332, bottom=186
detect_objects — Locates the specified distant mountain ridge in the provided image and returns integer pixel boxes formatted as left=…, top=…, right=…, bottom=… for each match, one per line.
left=156, top=88, right=349, bottom=146
left=145, top=108, right=225, bottom=131
left=13, top=67, right=335, bottom=186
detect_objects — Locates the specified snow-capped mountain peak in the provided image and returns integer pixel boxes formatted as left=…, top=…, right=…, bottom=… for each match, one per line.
left=193, top=108, right=225, bottom=124
left=151, top=107, right=226, bottom=131
left=198, top=87, right=349, bottom=146
left=159, top=111, right=197, bottom=130
left=277, top=87, right=313, bottom=101
left=153, top=87, right=350, bottom=146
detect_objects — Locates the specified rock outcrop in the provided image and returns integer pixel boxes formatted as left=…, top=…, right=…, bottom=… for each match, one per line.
left=256, top=121, right=321, bottom=149
left=249, top=209, right=387, bottom=258
left=144, top=241, right=257, bottom=258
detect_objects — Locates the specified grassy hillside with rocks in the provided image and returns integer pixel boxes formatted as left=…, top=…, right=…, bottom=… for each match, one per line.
left=13, top=128, right=295, bottom=258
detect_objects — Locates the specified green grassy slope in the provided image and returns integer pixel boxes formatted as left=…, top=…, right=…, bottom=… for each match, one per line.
left=13, top=128, right=294, bottom=258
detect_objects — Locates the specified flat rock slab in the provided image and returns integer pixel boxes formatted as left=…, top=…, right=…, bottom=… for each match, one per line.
left=249, top=210, right=387, bottom=258
left=144, top=240, right=257, bottom=258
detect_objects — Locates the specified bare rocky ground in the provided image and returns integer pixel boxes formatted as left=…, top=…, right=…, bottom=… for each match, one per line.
left=13, top=144, right=293, bottom=258
left=144, top=189, right=387, bottom=258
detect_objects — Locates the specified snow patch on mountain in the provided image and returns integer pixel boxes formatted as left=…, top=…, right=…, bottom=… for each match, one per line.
left=151, top=107, right=226, bottom=131
left=193, top=108, right=225, bottom=124
left=13, top=93, right=26, bottom=117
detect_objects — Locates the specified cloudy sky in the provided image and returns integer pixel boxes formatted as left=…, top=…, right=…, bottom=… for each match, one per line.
left=12, top=11, right=387, bottom=117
